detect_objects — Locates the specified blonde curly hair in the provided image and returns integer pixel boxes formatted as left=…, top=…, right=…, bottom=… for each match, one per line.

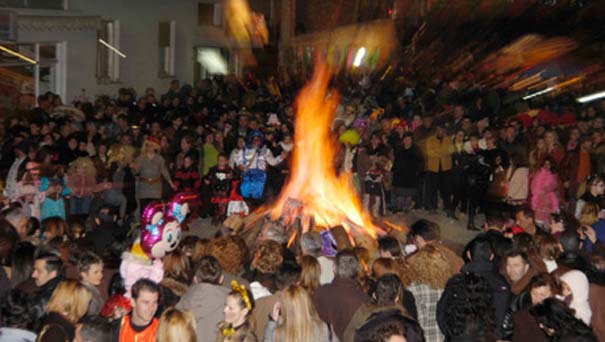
left=407, top=244, right=451, bottom=290
left=67, top=157, right=97, bottom=179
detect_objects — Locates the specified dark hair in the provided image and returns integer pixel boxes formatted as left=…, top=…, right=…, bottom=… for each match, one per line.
left=512, top=232, right=536, bottom=255
left=378, top=236, right=402, bottom=258
left=0, top=289, right=39, bottom=329
left=517, top=207, right=535, bottom=221
left=77, top=252, right=103, bottom=274
left=354, top=313, right=406, bottom=342
left=530, top=298, right=596, bottom=341
left=409, top=219, right=440, bottom=241
left=335, top=249, right=360, bottom=279
left=131, top=278, right=160, bottom=300
left=108, top=272, right=126, bottom=297
left=466, top=235, right=493, bottom=262
left=10, top=241, right=36, bottom=287
left=275, top=261, right=302, bottom=290
left=26, top=217, right=40, bottom=237
left=441, top=273, right=495, bottom=340
left=79, top=315, right=112, bottom=341
left=374, top=274, right=403, bottom=306
left=195, top=255, right=223, bottom=284
left=34, top=249, right=63, bottom=274
left=505, top=249, right=529, bottom=265
left=529, top=273, right=560, bottom=294
left=559, top=230, right=581, bottom=253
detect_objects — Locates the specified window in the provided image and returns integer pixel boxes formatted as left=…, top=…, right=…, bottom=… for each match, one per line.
left=96, top=19, right=120, bottom=83
left=158, top=20, right=175, bottom=77
left=198, top=2, right=222, bottom=26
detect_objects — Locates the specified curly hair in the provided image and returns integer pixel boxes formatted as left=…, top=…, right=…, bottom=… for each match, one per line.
left=530, top=298, right=596, bottom=341
left=67, top=156, right=97, bottom=179
left=251, top=240, right=283, bottom=274
left=209, top=236, right=249, bottom=275
left=407, top=244, right=450, bottom=289
left=441, top=272, right=495, bottom=339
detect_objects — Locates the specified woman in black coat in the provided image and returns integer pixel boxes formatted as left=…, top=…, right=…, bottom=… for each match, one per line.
left=391, top=133, right=423, bottom=212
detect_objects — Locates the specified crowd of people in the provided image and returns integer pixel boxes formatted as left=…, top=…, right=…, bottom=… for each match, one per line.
left=0, top=63, right=604, bottom=341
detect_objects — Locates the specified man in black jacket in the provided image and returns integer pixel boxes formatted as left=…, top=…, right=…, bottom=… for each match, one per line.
left=437, top=234, right=511, bottom=339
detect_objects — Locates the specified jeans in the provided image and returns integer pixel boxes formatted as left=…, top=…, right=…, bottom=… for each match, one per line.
left=70, top=196, right=92, bottom=216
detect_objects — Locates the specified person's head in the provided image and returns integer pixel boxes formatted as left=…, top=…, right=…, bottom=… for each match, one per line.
left=9, top=241, right=36, bottom=287
left=251, top=239, right=283, bottom=275
left=195, top=255, right=223, bottom=285
left=275, top=261, right=302, bottom=290
left=354, top=316, right=407, bottom=342
left=579, top=202, right=600, bottom=226
left=224, top=281, right=254, bottom=326
left=409, top=219, right=440, bottom=248
left=465, top=235, right=494, bottom=263
left=371, top=257, right=400, bottom=279
left=335, top=249, right=360, bottom=279
left=505, top=250, right=530, bottom=284
left=530, top=298, right=596, bottom=340
left=41, top=217, right=67, bottom=242
left=157, top=308, right=197, bottom=342
left=209, top=236, right=248, bottom=275
left=75, top=315, right=112, bottom=342
left=46, top=280, right=92, bottom=324
left=515, top=208, right=536, bottom=232
left=544, top=130, right=559, bottom=147
left=374, top=273, right=403, bottom=306
left=1, top=289, right=38, bottom=330
left=4, top=207, right=28, bottom=239
left=541, top=156, right=557, bottom=173
left=535, top=234, right=562, bottom=261
left=300, top=232, right=323, bottom=257
left=299, top=255, right=320, bottom=294
left=131, top=278, right=160, bottom=326
left=217, top=154, right=228, bottom=168
left=32, top=250, right=62, bottom=287
left=529, top=273, right=559, bottom=305
left=586, top=174, right=605, bottom=196
left=163, top=249, right=190, bottom=281
left=402, top=133, right=413, bottom=148
left=277, top=285, right=323, bottom=341
left=78, top=252, right=103, bottom=286
left=407, top=244, right=450, bottom=290
left=378, top=236, right=403, bottom=259
left=559, top=229, right=582, bottom=254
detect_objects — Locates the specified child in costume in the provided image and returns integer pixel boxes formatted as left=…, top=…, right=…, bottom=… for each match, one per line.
left=119, top=193, right=189, bottom=297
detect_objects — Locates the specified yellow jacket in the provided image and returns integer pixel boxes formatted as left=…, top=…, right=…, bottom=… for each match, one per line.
left=425, top=135, right=453, bottom=172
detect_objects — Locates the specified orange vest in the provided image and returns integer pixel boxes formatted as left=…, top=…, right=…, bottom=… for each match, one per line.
left=119, top=315, right=159, bottom=342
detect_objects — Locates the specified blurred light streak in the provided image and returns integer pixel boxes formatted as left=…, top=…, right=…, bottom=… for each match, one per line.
left=98, top=39, right=126, bottom=58
left=353, top=47, right=366, bottom=67
left=523, top=87, right=555, bottom=100
left=578, top=91, right=605, bottom=104
left=0, top=45, right=37, bottom=64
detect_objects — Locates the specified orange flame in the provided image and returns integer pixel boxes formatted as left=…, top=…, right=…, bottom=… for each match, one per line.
left=267, top=61, right=379, bottom=239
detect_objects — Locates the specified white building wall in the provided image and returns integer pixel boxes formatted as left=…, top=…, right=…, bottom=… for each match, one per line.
left=12, top=0, right=231, bottom=103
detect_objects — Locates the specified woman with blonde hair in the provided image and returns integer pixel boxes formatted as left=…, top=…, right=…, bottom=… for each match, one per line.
left=37, top=280, right=92, bottom=341
left=406, top=244, right=450, bottom=342
left=157, top=307, right=197, bottom=342
left=264, top=285, right=333, bottom=342
left=299, top=255, right=321, bottom=295
left=217, top=281, right=257, bottom=342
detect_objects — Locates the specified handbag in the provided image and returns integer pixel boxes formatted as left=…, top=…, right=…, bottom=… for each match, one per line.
left=240, top=148, right=267, bottom=199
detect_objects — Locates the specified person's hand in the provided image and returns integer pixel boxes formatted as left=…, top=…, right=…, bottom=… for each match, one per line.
left=204, top=179, right=211, bottom=185
left=271, top=302, right=281, bottom=322
left=584, top=225, right=597, bottom=244
left=563, top=181, right=570, bottom=189
left=171, top=183, right=178, bottom=191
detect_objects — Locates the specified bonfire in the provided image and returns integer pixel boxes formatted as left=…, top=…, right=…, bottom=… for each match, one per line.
left=241, top=61, right=391, bottom=251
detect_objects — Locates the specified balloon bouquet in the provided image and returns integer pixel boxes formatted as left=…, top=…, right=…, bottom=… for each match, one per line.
left=120, top=193, right=190, bottom=297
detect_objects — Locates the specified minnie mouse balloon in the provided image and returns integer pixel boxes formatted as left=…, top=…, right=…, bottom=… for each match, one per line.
left=140, top=200, right=185, bottom=259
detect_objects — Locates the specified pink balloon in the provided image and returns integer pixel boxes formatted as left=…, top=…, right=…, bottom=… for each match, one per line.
left=139, top=193, right=193, bottom=259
